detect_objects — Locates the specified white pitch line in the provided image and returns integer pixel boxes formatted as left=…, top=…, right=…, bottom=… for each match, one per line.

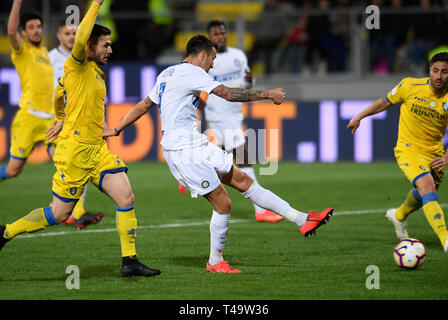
left=15, top=204, right=448, bottom=239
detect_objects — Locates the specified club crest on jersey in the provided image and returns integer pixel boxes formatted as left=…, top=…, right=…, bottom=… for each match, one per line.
left=70, top=187, right=77, bottom=196
left=201, top=180, right=210, bottom=188
left=443, top=102, right=448, bottom=111
left=233, top=59, right=241, bottom=67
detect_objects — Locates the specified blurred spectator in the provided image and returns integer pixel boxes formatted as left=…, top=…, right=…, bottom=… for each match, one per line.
left=247, top=0, right=289, bottom=75
left=370, top=0, right=410, bottom=74
left=408, top=0, right=437, bottom=75
left=276, top=2, right=310, bottom=73
left=302, top=0, right=331, bottom=75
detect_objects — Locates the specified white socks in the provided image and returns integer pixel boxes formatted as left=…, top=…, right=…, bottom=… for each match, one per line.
left=241, top=183, right=307, bottom=226
left=209, top=210, right=230, bottom=266
left=239, top=166, right=265, bottom=212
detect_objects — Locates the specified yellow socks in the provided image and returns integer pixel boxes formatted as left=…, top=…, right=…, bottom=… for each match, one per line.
left=422, top=192, right=448, bottom=246
left=4, top=207, right=57, bottom=239
left=72, top=199, right=86, bottom=220
left=395, top=188, right=422, bottom=222
left=116, top=205, right=137, bottom=257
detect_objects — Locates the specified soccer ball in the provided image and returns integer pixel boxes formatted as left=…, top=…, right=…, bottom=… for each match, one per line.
left=393, top=238, right=426, bottom=269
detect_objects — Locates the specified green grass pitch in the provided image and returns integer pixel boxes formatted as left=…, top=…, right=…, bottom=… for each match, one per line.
left=0, top=161, right=447, bottom=300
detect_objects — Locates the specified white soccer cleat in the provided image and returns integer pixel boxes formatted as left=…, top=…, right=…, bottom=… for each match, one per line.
left=386, top=208, right=409, bottom=240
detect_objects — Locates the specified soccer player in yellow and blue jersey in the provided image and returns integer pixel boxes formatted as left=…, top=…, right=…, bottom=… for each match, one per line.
left=0, top=0, right=161, bottom=277
left=2, top=0, right=54, bottom=180
left=347, top=52, right=448, bottom=252
left=2, top=0, right=102, bottom=230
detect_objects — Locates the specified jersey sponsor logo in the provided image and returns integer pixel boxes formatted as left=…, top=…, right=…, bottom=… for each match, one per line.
left=213, top=70, right=242, bottom=82
left=35, top=55, right=52, bottom=66
left=443, top=102, right=448, bottom=112
left=429, top=101, right=437, bottom=109
left=413, top=96, right=427, bottom=103
left=410, top=104, right=447, bottom=121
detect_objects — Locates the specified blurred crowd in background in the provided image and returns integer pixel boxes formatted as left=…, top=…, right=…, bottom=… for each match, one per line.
left=0, top=0, right=447, bottom=77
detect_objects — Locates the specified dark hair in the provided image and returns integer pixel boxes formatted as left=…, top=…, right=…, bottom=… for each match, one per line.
left=207, top=20, right=225, bottom=33
left=88, top=24, right=111, bottom=44
left=20, top=12, right=43, bottom=30
left=186, top=34, right=217, bottom=56
left=430, top=52, right=448, bottom=66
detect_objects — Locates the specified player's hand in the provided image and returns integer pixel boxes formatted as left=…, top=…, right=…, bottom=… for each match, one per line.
left=102, top=128, right=119, bottom=139
left=431, top=155, right=448, bottom=172
left=271, top=88, right=285, bottom=105
left=46, top=120, right=63, bottom=142
left=347, top=117, right=361, bottom=134
left=94, top=0, right=104, bottom=5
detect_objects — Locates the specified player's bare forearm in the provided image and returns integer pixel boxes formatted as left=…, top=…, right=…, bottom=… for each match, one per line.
left=110, top=97, right=154, bottom=136
left=211, top=85, right=285, bottom=104
left=7, top=0, right=23, bottom=50
left=360, top=97, right=392, bottom=119
left=212, top=85, right=267, bottom=102
left=347, top=97, right=391, bottom=134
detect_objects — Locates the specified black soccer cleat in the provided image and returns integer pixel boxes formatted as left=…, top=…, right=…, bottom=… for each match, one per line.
left=75, top=212, right=105, bottom=230
left=120, top=256, right=161, bottom=277
left=0, top=225, right=10, bottom=251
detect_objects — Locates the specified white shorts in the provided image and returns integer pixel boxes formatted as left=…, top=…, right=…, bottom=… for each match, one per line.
left=207, top=121, right=246, bottom=152
left=163, top=142, right=234, bottom=197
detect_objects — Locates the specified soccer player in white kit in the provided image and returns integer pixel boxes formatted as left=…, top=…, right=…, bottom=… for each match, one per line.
left=48, top=22, right=104, bottom=229
left=104, top=35, right=333, bottom=273
left=203, top=20, right=284, bottom=223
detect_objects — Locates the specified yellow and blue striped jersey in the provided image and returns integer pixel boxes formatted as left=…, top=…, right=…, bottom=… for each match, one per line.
left=386, top=77, right=448, bottom=154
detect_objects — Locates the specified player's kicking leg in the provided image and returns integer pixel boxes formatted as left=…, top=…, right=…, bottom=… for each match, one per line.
left=101, top=171, right=161, bottom=277
left=222, top=165, right=333, bottom=237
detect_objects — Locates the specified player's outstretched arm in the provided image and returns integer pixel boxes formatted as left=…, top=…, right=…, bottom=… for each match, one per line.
left=103, top=97, right=155, bottom=137
left=211, top=85, right=285, bottom=105
left=7, top=0, right=23, bottom=51
left=71, top=0, right=103, bottom=62
left=347, top=97, right=392, bottom=134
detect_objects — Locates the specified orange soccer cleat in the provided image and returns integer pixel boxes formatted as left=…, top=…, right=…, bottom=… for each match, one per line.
left=61, top=215, right=75, bottom=225
left=206, top=260, right=242, bottom=273
left=177, top=182, right=187, bottom=195
left=255, top=209, right=285, bottom=223
left=299, top=208, right=334, bottom=237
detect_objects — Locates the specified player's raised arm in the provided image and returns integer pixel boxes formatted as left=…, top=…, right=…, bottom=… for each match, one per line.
left=7, top=0, right=23, bottom=51
left=211, top=85, right=285, bottom=105
left=71, top=0, right=103, bottom=62
left=103, top=97, right=155, bottom=137
left=346, top=97, right=392, bottom=134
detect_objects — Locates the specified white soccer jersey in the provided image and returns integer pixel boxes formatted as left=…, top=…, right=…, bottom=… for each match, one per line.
left=205, top=47, right=250, bottom=123
left=149, top=62, right=221, bottom=150
left=48, top=46, right=70, bottom=89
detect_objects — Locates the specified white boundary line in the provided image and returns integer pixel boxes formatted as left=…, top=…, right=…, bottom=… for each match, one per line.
left=16, top=204, right=448, bottom=239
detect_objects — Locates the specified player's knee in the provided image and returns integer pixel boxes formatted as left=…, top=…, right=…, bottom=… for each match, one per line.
left=119, top=191, right=135, bottom=208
